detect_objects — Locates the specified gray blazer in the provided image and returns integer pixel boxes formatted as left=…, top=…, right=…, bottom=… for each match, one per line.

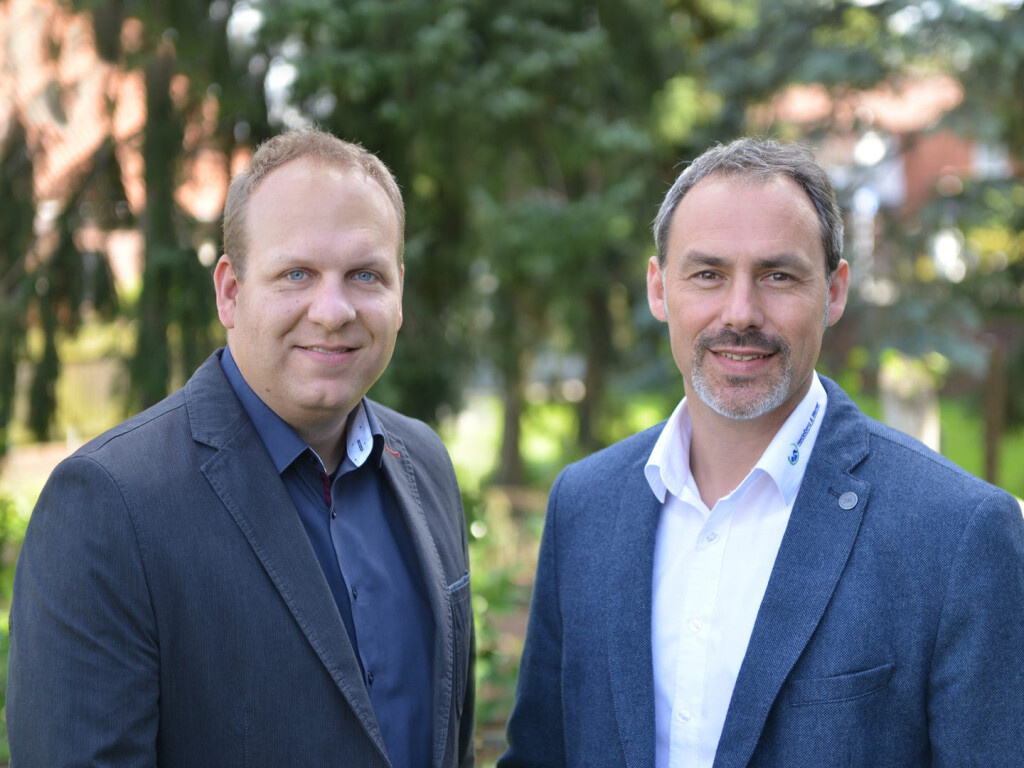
left=9, top=350, right=475, bottom=768
left=501, top=376, right=1024, bottom=767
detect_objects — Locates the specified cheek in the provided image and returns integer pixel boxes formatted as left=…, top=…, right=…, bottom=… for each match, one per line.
left=665, top=298, right=708, bottom=343
left=668, top=328, right=697, bottom=368
left=261, top=294, right=307, bottom=325
left=363, top=295, right=403, bottom=328
left=237, top=304, right=296, bottom=350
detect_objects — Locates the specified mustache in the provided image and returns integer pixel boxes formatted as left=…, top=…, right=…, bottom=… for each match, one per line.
left=696, top=329, right=786, bottom=354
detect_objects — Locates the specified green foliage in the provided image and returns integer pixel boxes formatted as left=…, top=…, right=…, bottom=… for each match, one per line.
left=1, top=119, right=124, bottom=449
left=0, top=486, right=31, bottom=764
left=256, top=0, right=695, bottom=458
left=700, top=0, right=1024, bottom=446
left=69, top=0, right=270, bottom=410
left=466, top=488, right=543, bottom=729
left=11, top=0, right=1009, bottom=463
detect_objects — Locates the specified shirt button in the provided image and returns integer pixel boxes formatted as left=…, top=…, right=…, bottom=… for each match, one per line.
left=688, top=619, right=703, bottom=634
left=705, top=531, right=719, bottom=544
left=331, top=510, right=337, bottom=519
left=351, top=586, right=358, bottom=601
left=367, top=672, right=374, bottom=686
left=677, top=708, right=691, bottom=722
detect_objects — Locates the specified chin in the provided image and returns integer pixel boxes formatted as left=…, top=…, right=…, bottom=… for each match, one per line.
left=696, top=381, right=791, bottom=421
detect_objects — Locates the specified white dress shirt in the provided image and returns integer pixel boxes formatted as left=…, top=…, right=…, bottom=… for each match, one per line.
left=646, top=373, right=828, bottom=768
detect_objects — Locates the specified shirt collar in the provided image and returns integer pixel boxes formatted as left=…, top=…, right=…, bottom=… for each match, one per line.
left=754, top=372, right=828, bottom=505
left=644, top=396, right=692, bottom=504
left=220, top=346, right=385, bottom=474
left=645, top=372, right=828, bottom=506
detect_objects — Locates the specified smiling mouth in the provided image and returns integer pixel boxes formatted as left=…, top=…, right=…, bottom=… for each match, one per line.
left=302, top=345, right=355, bottom=354
left=716, top=351, right=772, bottom=362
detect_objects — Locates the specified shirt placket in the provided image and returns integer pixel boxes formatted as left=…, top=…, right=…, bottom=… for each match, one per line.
left=669, top=506, right=733, bottom=768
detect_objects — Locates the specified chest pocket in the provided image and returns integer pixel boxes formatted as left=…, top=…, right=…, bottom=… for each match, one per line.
left=789, top=662, right=895, bottom=706
left=447, top=572, right=472, bottom=716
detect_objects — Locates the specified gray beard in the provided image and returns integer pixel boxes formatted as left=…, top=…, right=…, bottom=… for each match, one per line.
left=690, top=334, right=793, bottom=421
left=686, top=291, right=830, bottom=421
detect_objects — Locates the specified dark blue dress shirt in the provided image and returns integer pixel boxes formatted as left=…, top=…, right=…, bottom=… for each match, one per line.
left=221, top=347, right=434, bottom=768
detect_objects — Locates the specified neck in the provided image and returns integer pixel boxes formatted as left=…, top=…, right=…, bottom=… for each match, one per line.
left=687, top=402, right=791, bottom=510
left=298, top=416, right=349, bottom=474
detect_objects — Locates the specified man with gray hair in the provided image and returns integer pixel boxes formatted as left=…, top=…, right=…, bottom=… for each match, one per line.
left=10, top=127, right=475, bottom=767
left=500, top=137, right=1024, bottom=767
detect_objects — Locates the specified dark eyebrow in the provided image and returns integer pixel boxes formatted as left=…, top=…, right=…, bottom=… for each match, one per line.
left=755, top=254, right=810, bottom=272
left=678, top=251, right=730, bottom=270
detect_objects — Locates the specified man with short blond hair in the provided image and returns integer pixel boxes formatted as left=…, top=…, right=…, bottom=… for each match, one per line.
left=10, top=127, right=475, bottom=768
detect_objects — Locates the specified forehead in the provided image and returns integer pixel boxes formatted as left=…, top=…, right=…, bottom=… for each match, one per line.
left=247, top=159, right=400, bottom=241
left=668, top=174, right=823, bottom=262
left=252, top=157, right=380, bottom=204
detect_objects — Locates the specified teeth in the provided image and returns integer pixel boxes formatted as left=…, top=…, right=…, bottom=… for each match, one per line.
left=307, top=346, right=346, bottom=354
left=719, top=352, right=768, bottom=361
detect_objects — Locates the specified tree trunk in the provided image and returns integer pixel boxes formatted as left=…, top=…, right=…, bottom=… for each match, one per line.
left=132, top=46, right=180, bottom=409
left=497, top=356, right=525, bottom=487
left=878, top=352, right=941, bottom=452
left=578, top=285, right=611, bottom=453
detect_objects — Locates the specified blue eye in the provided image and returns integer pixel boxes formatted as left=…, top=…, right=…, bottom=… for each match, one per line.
left=353, top=271, right=376, bottom=283
left=286, top=269, right=307, bottom=281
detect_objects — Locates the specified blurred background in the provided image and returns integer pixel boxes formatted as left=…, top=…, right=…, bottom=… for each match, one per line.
left=1, top=0, right=1022, bottom=763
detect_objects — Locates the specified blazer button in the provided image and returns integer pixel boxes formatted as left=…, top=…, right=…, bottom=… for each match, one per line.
left=838, top=491, right=858, bottom=510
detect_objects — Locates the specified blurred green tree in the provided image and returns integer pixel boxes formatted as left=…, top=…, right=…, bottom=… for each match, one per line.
left=7, top=0, right=1022, bottom=480
left=0, top=120, right=122, bottom=447
left=702, top=0, right=1024, bottom=480
left=257, top=0, right=736, bottom=479
left=70, top=0, right=271, bottom=408
left=0, top=120, right=36, bottom=455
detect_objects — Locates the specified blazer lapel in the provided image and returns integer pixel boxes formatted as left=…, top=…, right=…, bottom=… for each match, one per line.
left=185, top=355, right=388, bottom=760
left=606, top=445, right=662, bottom=768
left=377, top=429, right=452, bottom=768
left=713, top=382, right=871, bottom=768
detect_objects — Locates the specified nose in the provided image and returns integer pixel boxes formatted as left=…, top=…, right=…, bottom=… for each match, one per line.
left=307, top=276, right=357, bottom=330
left=720, top=278, right=764, bottom=330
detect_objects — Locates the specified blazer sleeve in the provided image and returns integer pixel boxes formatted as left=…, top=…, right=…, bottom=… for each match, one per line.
left=498, top=471, right=568, bottom=768
left=8, top=455, right=160, bottom=767
left=927, top=489, right=1024, bottom=765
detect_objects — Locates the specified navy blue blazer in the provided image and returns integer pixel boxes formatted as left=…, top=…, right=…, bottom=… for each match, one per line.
left=501, top=376, right=1024, bottom=767
left=9, top=350, right=475, bottom=768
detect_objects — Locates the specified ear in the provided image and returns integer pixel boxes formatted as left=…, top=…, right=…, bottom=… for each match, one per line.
left=647, top=255, right=668, bottom=323
left=213, top=254, right=240, bottom=330
left=826, top=258, right=850, bottom=327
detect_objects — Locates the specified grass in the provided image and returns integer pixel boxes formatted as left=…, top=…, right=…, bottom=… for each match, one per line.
left=937, top=401, right=1024, bottom=498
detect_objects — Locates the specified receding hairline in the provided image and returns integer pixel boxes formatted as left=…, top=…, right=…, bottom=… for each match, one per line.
left=250, top=154, right=401, bottom=216
left=225, top=160, right=404, bottom=275
left=222, top=128, right=406, bottom=275
left=652, top=138, right=845, bottom=276
left=670, top=170, right=825, bottom=229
